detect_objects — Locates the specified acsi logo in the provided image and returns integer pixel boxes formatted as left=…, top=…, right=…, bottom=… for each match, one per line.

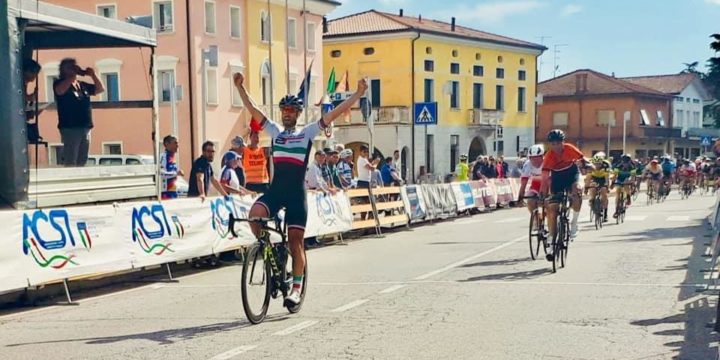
left=211, top=197, right=248, bottom=239
left=131, top=204, right=177, bottom=255
left=22, top=210, right=92, bottom=269
left=315, top=193, right=339, bottom=226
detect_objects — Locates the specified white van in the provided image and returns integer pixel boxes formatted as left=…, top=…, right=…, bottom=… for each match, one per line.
left=86, top=154, right=154, bottom=166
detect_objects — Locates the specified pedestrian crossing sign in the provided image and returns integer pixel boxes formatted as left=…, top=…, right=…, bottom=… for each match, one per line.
left=414, top=102, right=438, bottom=125
left=701, top=136, right=712, bottom=147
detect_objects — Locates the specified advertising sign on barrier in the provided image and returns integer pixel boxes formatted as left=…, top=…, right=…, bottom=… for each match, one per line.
left=471, top=181, right=496, bottom=208
left=402, top=185, right=427, bottom=221
left=451, top=182, right=475, bottom=212
left=420, top=185, right=442, bottom=219
left=438, top=184, right=458, bottom=214
left=305, top=191, right=354, bottom=238
left=492, top=179, right=515, bottom=205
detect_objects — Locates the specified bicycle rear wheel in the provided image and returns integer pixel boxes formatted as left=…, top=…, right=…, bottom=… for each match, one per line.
left=241, top=244, right=271, bottom=324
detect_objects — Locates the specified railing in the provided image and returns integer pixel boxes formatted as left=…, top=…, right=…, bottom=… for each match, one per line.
left=336, top=106, right=411, bottom=126
left=468, top=109, right=504, bottom=127
left=640, top=127, right=682, bottom=138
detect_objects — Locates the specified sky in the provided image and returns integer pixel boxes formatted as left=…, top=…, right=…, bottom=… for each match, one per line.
left=327, top=0, right=720, bottom=81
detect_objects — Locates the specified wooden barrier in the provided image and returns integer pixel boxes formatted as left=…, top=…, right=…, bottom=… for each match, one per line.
left=372, top=186, right=410, bottom=229
left=346, top=188, right=379, bottom=235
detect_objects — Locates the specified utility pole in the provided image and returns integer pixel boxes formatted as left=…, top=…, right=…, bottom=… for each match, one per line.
left=553, top=44, right=569, bottom=78
left=536, top=35, right=551, bottom=80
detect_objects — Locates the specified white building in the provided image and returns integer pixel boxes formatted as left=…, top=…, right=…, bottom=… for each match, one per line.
left=623, top=73, right=712, bottom=158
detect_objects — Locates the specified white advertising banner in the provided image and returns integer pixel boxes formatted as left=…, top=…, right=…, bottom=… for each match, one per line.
left=304, top=191, right=354, bottom=238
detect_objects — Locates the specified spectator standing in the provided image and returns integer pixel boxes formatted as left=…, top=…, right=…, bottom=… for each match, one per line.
left=472, top=156, right=485, bottom=180
left=160, top=135, right=184, bottom=200
left=338, top=149, right=354, bottom=188
left=357, top=145, right=380, bottom=189
left=482, top=157, right=498, bottom=179
left=243, top=130, right=271, bottom=193
left=321, top=148, right=334, bottom=187
left=305, top=150, right=336, bottom=194
left=496, top=158, right=505, bottom=179
left=392, top=150, right=403, bottom=181
left=326, top=150, right=344, bottom=190
left=23, top=58, right=43, bottom=144
left=225, top=136, right=246, bottom=187
left=54, top=58, right=104, bottom=166
left=220, top=151, right=252, bottom=195
left=499, top=156, right=509, bottom=177
left=188, top=141, right=228, bottom=201
left=380, top=157, right=395, bottom=186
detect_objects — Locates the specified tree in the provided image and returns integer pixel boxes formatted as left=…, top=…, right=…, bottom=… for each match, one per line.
left=682, top=61, right=700, bottom=74
left=706, top=34, right=720, bottom=127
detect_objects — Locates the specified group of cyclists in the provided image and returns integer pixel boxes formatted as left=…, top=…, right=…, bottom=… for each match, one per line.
left=519, top=128, right=720, bottom=263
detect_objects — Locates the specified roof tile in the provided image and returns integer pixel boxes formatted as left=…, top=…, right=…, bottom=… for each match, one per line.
left=539, top=69, right=671, bottom=98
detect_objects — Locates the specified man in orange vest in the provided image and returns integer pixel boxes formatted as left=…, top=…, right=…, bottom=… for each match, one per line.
left=243, top=130, right=272, bottom=193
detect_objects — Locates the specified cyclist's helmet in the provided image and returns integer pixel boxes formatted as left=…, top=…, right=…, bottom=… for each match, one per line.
left=621, top=154, right=632, bottom=162
left=460, top=154, right=468, bottom=161
left=547, top=129, right=566, bottom=142
left=528, top=144, right=545, bottom=157
left=651, top=159, right=659, bottom=164
left=279, top=94, right=304, bottom=110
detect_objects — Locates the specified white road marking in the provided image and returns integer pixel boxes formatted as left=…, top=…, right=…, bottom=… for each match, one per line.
left=273, top=320, right=319, bottom=336
left=413, top=235, right=526, bottom=280
left=625, top=215, right=648, bottom=222
left=667, top=215, right=690, bottom=222
left=454, top=218, right=486, bottom=225
left=209, top=345, right=258, bottom=360
left=330, top=299, right=370, bottom=313
left=495, top=217, right=524, bottom=224
left=315, top=280, right=704, bottom=288
left=378, top=284, right=407, bottom=294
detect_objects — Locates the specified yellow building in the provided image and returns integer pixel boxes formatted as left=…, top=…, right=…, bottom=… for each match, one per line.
left=324, top=10, right=546, bottom=181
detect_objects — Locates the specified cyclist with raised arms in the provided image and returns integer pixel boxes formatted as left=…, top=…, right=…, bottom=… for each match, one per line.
left=234, top=73, right=368, bottom=307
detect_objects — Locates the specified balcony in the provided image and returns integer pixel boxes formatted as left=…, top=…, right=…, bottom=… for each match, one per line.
left=334, top=106, right=411, bottom=126
left=638, top=127, right=682, bottom=139
left=468, top=109, right=504, bottom=127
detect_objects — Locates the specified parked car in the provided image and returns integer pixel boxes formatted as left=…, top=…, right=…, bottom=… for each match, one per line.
left=86, top=154, right=154, bottom=166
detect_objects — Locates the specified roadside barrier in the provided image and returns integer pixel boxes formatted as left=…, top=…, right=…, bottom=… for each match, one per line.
left=703, top=191, right=720, bottom=331
left=0, top=178, right=527, bottom=297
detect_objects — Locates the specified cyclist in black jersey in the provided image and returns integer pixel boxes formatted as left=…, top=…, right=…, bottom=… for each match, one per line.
left=234, top=73, right=367, bottom=306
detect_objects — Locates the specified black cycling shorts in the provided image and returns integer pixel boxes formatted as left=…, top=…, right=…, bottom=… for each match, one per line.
left=550, top=165, right=579, bottom=195
left=246, top=183, right=270, bottom=194
left=649, top=173, right=662, bottom=181
left=590, top=177, right=607, bottom=188
left=662, top=170, right=672, bottom=179
left=255, top=188, right=308, bottom=231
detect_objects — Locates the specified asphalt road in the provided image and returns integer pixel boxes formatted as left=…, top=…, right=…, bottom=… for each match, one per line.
left=1, top=191, right=718, bottom=360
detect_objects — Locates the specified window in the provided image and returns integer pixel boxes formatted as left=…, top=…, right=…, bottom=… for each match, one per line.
left=100, top=158, right=123, bottom=166
left=363, top=47, right=375, bottom=56
left=475, top=53, right=481, bottom=60
left=204, top=1, right=216, bottom=34
left=424, top=79, right=434, bottom=103
left=101, top=73, right=120, bottom=101
left=472, top=83, right=483, bottom=109
left=496, top=68, right=505, bottom=79
left=206, top=67, right=218, bottom=105
left=287, top=18, right=297, bottom=48
left=693, top=99, right=701, bottom=104
left=306, top=23, right=317, bottom=51
left=153, top=1, right=173, bottom=32
left=425, top=134, right=434, bottom=173
left=452, top=50, right=458, bottom=57
left=598, top=110, right=616, bottom=126
left=230, top=6, right=241, bottom=38
left=473, top=65, right=484, bottom=77
left=261, top=11, right=270, bottom=42
left=686, top=98, right=691, bottom=103
left=426, top=47, right=432, bottom=54
left=639, top=109, right=650, bottom=126
left=495, top=85, right=504, bottom=110
left=676, top=109, right=684, bottom=127
left=230, top=64, right=244, bottom=107
left=159, top=69, right=175, bottom=102
left=520, top=58, right=526, bottom=66
left=45, top=75, right=58, bottom=103
left=694, top=111, right=701, bottom=126
left=656, top=110, right=665, bottom=126
left=450, top=135, right=459, bottom=172
left=518, top=70, right=527, bottom=81
left=49, top=144, right=63, bottom=166
left=450, top=63, right=460, bottom=74
left=675, top=96, right=683, bottom=102
left=288, top=74, right=298, bottom=98
left=370, top=79, right=381, bottom=108
left=103, top=142, right=122, bottom=155
left=261, top=60, right=272, bottom=105
left=553, top=112, right=569, bottom=127
left=497, top=56, right=503, bottom=63
left=495, top=140, right=504, bottom=155
left=424, top=60, right=434, bottom=72
left=450, top=81, right=460, bottom=109
left=517, top=87, right=526, bottom=112
left=330, top=50, right=341, bottom=58
left=310, top=77, right=318, bottom=106
left=97, top=5, right=116, bottom=19
left=126, top=158, right=142, bottom=165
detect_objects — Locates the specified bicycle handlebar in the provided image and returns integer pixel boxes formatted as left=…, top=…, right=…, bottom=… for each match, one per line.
left=228, top=214, right=285, bottom=239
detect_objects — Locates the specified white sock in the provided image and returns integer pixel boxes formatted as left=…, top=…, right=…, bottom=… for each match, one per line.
left=571, top=211, right=579, bottom=226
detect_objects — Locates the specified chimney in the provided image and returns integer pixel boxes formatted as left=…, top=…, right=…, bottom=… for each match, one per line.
left=575, top=73, right=588, bottom=94
left=399, top=9, right=403, bottom=17
left=322, top=17, right=328, bottom=33
left=582, top=74, right=588, bottom=92
left=611, top=72, right=615, bottom=78
left=418, top=14, right=422, bottom=22
left=451, top=17, right=456, bottom=31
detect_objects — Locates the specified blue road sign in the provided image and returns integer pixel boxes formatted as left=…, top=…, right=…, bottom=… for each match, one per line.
left=414, top=102, right=437, bottom=125
left=701, top=136, right=712, bottom=147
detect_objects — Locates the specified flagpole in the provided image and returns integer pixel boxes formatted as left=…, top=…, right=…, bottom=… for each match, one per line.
left=303, top=0, right=308, bottom=124
left=268, top=0, right=274, bottom=114
left=285, top=0, right=290, bottom=94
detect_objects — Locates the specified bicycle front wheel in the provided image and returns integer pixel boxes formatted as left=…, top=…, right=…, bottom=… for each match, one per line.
left=241, top=244, right=271, bottom=324
left=529, top=209, right=541, bottom=260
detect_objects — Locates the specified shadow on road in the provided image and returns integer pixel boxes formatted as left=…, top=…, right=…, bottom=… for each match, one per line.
left=459, top=257, right=529, bottom=268
left=458, top=268, right=552, bottom=282
left=630, top=220, right=719, bottom=359
left=5, top=315, right=289, bottom=347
